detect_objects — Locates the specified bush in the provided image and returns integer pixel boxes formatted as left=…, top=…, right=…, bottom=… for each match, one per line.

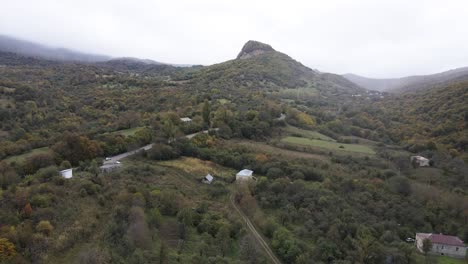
left=81, top=182, right=100, bottom=195
left=31, top=194, right=51, bottom=208
left=36, top=166, right=59, bottom=182
left=266, top=167, right=283, bottom=179
left=147, top=144, right=180, bottom=160
left=36, top=220, right=54, bottom=236
left=388, top=176, right=411, bottom=196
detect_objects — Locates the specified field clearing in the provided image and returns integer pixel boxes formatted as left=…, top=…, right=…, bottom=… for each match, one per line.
left=282, top=136, right=376, bottom=155
left=3, top=147, right=51, bottom=163
left=158, top=157, right=237, bottom=181
left=339, top=135, right=380, bottom=145
left=278, top=87, right=318, bottom=100
left=110, top=126, right=145, bottom=136
left=229, top=140, right=329, bottom=162
left=284, top=125, right=335, bottom=141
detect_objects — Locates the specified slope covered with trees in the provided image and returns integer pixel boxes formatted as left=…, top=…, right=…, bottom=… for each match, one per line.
left=0, top=41, right=467, bottom=264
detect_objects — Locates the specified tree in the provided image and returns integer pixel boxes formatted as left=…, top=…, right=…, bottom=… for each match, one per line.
left=388, top=176, right=412, bottom=196
left=398, top=242, right=414, bottom=264
left=23, top=202, right=33, bottom=218
left=239, top=235, right=262, bottom=264
left=202, top=100, right=211, bottom=126
left=24, top=152, right=55, bottom=174
left=159, top=242, right=168, bottom=264
left=422, top=238, right=432, bottom=256
left=148, top=208, right=162, bottom=229
left=59, top=160, right=72, bottom=170
left=36, top=220, right=54, bottom=236
left=0, top=238, right=16, bottom=261
left=216, top=224, right=232, bottom=257
left=0, top=162, right=18, bottom=190
left=127, top=206, right=151, bottom=249
left=161, top=120, right=178, bottom=142
left=52, top=133, right=103, bottom=165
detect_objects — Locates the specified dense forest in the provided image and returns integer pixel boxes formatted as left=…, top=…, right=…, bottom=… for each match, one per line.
left=0, top=41, right=467, bottom=264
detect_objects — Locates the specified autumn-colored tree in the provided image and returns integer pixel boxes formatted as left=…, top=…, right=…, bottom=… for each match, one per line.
left=52, top=133, right=103, bottom=165
left=255, top=153, right=268, bottom=163
left=23, top=202, right=33, bottom=218
left=0, top=237, right=16, bottom=261
left=36, top=220, right=54, bottom=236
left=24, top=152, right=55, bottom=174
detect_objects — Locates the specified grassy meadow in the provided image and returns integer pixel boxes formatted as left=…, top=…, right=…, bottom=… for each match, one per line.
left=281, top=136, right=376, bottom=155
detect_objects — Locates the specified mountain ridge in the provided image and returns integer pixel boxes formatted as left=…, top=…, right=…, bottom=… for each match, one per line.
left=343, top=66, right=468, bottom=93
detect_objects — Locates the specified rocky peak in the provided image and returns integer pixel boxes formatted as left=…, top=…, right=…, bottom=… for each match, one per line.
left=236, top=40, right=275, bottom=59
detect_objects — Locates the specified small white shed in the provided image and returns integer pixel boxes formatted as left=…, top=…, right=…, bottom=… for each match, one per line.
left=203, top=174, right=214, bottom=184
left=236, top=169, right=254, bottom=182
left=180, top=117, right=192, bottom=123
left=410, top=156, right=430, bottom=167
left=60, top=168, right=73, bottom=179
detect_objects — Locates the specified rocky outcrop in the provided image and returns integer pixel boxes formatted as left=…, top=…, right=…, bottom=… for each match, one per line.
left=236, top=40, right=275, bottom=59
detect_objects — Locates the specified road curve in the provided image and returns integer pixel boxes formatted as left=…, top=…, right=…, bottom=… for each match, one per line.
left=101, top=128, right=219, bottom=168
left=230, top=194, right=282, bottom=264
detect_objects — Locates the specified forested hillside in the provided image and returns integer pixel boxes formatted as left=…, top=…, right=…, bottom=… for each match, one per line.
left=0, top=41, right=467, bottom=264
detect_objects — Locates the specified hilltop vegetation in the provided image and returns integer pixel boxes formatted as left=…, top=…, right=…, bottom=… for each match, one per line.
left=0, top=41, right=467, bottom=264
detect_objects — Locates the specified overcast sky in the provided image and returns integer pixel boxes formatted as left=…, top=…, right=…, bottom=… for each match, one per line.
left=1, top=0, right=468, bottom=78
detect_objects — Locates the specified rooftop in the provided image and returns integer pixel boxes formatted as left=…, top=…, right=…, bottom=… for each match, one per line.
left=237, top=169, right=253, bottom=177
left=417, top=233, right=465, bottom=247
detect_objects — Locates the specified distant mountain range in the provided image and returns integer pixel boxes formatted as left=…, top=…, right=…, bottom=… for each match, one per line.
left=343, top=67, right=468, bottom=93
left=0, top=35, right=191, bottom=67
left=0, top=35, right=112, bottom=62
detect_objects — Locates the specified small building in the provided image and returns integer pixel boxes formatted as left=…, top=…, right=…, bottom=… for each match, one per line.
left=416, top=233, right=466, bottom=258
left=59, top=168, right=73, bottom=179
left=236, top=169, right=254, bottom=182
left=411, top=156, right=430, bottom=167
left=180, top=117, right=192, bottom=123
left=202, top=174, right=214, bottom=184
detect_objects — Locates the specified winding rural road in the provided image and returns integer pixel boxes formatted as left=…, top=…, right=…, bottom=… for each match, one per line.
left=101, top=128, right=219, bottom=170
left=230, top=195, right=282, bottom=264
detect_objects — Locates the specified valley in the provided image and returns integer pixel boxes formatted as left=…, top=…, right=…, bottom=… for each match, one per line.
left=0, top=39, right=466, bottom=264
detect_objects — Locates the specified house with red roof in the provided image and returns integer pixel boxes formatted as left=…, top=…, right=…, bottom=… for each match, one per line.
left=416, top=233, right=466, bottom=258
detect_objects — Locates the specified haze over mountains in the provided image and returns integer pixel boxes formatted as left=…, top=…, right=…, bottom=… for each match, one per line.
left=343, top=67, right=468, bottom=93
left=0, top=35, right=177, bottom=66
left=2, top=34, right=468, bottom=95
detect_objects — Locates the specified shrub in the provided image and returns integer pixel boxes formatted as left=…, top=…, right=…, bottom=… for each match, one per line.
left=266, top=167, right=283, bottom=179
left=388, top=176, right=411, bottom=196
left=36, top=220, right=54, bottom=236
left=147, top=144, right=180, bottom=160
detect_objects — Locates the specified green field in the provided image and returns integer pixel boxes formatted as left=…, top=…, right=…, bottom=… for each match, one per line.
left=281, top=136, right=376, bottom=154
left=414, top=253, right=466, bottom=264
left=284, top=125, right=335, bottom=141
left=110, top=126, right=145, bottom=136
left=3, top=147, right=51, bottom=163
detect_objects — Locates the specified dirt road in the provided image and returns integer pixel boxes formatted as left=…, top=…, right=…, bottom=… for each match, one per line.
left=229, top=195, right=282, bottom=264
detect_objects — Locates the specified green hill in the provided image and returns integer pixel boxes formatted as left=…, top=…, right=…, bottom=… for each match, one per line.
left=0, top=40, right=467, bottom=264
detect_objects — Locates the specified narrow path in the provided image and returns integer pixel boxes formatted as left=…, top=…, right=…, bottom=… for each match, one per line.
left=229, top=195, right=282, bottom=264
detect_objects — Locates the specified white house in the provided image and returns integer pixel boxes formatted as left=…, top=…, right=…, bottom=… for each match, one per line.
left=203, top=174, right=214, bottom=184
left=236, top=169, right=254, bottom=182
left=411, top=156, right=430, bottom=167
left=59, top=168, right=73, bottom=179
left=180, top=117, right=192, bottom=123
left=416, top=233, right=466, bottom=258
